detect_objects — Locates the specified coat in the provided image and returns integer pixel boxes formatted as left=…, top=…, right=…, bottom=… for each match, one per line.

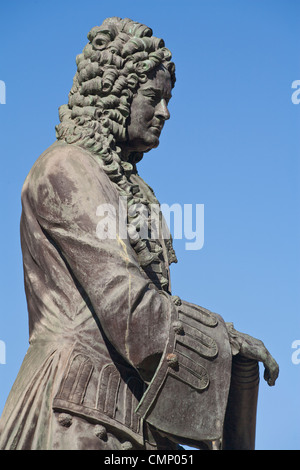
left=0, top=141, right=232, bottom=450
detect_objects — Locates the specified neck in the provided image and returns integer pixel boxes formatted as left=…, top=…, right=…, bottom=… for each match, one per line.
left=119, top=147, right=144, bottom=169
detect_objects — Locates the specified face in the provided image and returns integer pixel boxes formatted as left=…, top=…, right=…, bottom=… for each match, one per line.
left=123, top=66, right=172, bottom=154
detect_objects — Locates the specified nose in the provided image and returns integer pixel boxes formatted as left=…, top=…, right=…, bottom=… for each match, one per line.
left=155, top=99, right=170, bottom=121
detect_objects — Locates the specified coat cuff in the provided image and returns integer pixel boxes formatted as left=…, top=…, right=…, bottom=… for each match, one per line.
left=135, top=295, right=232, bottom=447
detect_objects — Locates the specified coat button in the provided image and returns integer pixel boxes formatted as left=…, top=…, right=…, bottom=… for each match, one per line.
left=58, top=413, right=72, bottom=427
left=172, top=321, right=184, bottom=335
left=171, top=295, right=182, bottom=306
left=121, top=441, right=133, bottom=450
left=166, top=353, right=179, bottom=369
left=94, top=424, right=107, bottom=441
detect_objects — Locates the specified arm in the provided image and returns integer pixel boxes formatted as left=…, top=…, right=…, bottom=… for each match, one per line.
left=29, top=144, right=173, bottom=381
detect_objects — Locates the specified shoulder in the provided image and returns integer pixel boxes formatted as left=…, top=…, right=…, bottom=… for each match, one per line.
left=29, top=142, right=101, bottom=181
left=22, top=142, right=118, bottom=211
left=23, top=142, right=109, bottom=194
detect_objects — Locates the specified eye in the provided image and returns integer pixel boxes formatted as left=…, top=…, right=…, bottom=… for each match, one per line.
left=141, top=88, right=161, bottom=104
left=148, top=94, right=159, bottom=105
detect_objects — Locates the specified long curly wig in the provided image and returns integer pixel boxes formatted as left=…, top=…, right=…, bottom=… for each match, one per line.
left=56, top=17, right=177, bottom=289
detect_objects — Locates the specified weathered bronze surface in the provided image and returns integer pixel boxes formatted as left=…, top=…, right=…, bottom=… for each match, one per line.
left=0, top=17, right=278, bottom=450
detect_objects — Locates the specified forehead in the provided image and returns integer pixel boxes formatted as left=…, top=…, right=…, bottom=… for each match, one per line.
left=139, top=67, right=172, bottom=98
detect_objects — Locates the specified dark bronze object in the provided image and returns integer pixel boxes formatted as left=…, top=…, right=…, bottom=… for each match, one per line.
left=0, top=17, right=278, bottom=450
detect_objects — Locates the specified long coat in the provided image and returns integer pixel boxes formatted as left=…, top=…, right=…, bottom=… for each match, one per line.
left=0, top=142, right=232, bottom=450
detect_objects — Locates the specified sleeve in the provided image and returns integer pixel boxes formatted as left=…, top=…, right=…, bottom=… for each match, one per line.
left=29, top=144, right=173, bottom=382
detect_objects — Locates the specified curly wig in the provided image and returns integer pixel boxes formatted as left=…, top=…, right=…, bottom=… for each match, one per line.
left=56, top=17, right=177, bottom=287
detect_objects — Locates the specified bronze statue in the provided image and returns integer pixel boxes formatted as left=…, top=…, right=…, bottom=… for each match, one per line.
left=0, top=17, right=278, bottom=450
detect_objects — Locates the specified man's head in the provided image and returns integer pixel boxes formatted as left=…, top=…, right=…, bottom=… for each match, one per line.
left=56, top=17, right=175, bottom=159
left=121, top=64, right=172, bottom=155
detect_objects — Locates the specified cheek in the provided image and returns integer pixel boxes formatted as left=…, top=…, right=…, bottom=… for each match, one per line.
left=136, top=101, right=154, bottom=121
left=129, top=106, right=153, bottom=135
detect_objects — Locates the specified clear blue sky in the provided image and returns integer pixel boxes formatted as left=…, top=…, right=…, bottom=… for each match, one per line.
left=0, top=0, right=299, bottom=450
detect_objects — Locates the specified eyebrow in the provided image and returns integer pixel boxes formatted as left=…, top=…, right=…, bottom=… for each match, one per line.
left=141, top=86, right=172, bottom=101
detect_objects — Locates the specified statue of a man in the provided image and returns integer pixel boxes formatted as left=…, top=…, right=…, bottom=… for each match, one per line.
left=0, top=17, right=278, bottom=450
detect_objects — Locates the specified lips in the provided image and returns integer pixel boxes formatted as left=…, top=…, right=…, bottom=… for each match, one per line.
left=150, top=121, right=164, bottom=135
left=151, top=126, right=162, bottom=135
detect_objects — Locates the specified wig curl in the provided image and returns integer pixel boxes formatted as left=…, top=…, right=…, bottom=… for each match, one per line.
left=56, top=17, right=177, bottom=288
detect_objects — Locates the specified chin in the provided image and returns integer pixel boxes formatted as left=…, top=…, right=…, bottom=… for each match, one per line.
left=130, top=135, right=160, bottom=153
left=143, top=142, right=159, bottom=153
left=146, top=136, right=160, bottom=151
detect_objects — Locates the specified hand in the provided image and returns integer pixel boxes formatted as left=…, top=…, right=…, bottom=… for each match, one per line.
left=226, top=323, right=279, bottom=386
